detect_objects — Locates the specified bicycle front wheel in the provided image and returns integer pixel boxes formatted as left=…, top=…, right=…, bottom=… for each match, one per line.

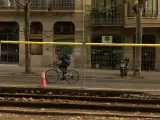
left=66, top=70, right=79, bottom=84
left=45, top=69, right=59, bottom=83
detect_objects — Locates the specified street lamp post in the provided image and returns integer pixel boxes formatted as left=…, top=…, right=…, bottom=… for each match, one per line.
left=82, top=0, right=86, bottom=89
left=24, top=1, right=31, bottom=73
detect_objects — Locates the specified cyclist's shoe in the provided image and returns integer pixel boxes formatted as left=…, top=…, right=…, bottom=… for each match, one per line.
left=64, top=73, right=68, bottom=76
left=62, top=76, right=66, bottom=80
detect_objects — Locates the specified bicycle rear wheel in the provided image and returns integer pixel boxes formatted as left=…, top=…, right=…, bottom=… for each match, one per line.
left=65, top=70, right=79, bottom=84
left=45, top=69, right=59, bottom=83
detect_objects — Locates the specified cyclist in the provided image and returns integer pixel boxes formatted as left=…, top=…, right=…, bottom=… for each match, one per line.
left=55, top=48, right=71, bottom=80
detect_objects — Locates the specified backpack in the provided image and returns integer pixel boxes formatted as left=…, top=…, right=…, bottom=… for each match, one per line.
left=62, top=53, right=71, bottom=66
left=63, top=53, right=70, bottom=60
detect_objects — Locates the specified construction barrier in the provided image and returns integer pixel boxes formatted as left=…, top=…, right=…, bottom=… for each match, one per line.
left=0, top=41, right=83, bottom=46
left=1, top=40, right=160, bottom=47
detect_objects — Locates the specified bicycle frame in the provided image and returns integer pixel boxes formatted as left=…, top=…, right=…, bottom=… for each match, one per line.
left=46, top=62, right=79, bottom=84
left=52, top=62, right=64, bottom=77
left=52, top=63, right=61, bottom=72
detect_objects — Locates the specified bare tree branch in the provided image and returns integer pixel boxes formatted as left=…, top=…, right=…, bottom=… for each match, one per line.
left=9, top=0, right=24, bottom=8
left=139, top=0, right=148, bottom=5
left=15, top=0, right=25, bottom=6
left=139, top=0, right=148, bottom=8
left=9, top=0, right=35, bottom=9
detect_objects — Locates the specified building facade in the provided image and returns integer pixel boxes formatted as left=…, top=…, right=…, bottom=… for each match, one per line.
left=1, top=0, right=160, bottom=71
left=0, top=0, right=85, bottom=68
left=87, top=0, right=160, bottom=71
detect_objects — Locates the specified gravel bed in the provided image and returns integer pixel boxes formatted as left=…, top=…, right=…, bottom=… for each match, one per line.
left=0, top=113, right=158, bottom=120
left=0, top=97, right=89, bottom=104
left=3, top=92, right=156, bottom=99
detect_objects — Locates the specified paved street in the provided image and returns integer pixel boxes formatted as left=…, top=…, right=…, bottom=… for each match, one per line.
left=0, top=64, right=160, bottom=80
left=0, top=65, right=160, bottom=92
left=1, top=76, right=160, bottom=90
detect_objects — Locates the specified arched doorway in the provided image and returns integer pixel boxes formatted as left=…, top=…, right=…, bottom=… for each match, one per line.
left=133, top=35, right=156, bottom=71
left=53, top=22, right=75, bottom=55
left=141, top=35, right=155, bottom=71
left=0, top=22, right=19, bottom=64
left=30, top=22, right=43, bottom=55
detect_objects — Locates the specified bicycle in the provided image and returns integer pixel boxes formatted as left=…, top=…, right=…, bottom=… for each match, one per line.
left=45, top=62, right=79, bottom=84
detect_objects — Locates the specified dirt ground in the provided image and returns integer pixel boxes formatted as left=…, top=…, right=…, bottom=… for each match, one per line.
left=0, top=113, right=157, bottom=120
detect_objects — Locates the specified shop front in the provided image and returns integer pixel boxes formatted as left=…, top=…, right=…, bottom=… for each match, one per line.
left=91, top=35, right=124, bottom=70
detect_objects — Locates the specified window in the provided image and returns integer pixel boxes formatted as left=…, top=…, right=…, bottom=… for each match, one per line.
left=0, top=0, right=12, bottom=7
left=128, top=0, right=158, bottom=17
left=54, top=22, right=74, bottom=34
left=143, top=0, right=158, bottom=16
left=92, top=0, right=123, bottom=25
left=30, top=22, right=43, bottom=55
left=30, top=39, right=43, bottom=55
left=30, top=22, right=43, bottom=34
left=93, top=0, right=119, bottom=11
left=91, top=35, right=123, bottom=69
left=54, top=25, right=63, bottom=33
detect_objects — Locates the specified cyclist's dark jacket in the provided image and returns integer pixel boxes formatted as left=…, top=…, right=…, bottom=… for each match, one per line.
left=57, top=52, right=70, bottom=66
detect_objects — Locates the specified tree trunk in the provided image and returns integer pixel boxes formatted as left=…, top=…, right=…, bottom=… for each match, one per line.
left=24, top=3, right=31, bottom=73
left=133, top=6, right=142, bottom=77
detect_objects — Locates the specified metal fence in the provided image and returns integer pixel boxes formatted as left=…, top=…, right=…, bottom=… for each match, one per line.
left=0, top=34, right=159, bottom=90
left=30, top=0, right=48, bottom=9
left=91, top=12, right=124, bottom=25
left=51, top=0, right=75, bottom=10
left=0, top=0, right=75, bottom=10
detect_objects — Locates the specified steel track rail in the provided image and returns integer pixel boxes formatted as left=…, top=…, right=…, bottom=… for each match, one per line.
left=0, top=109, right=159, bottom=119
left=0, top=93, right=159, bottom=104
left=0, top=100, right=159, bottom=113
left=0, top=86, right=149, bottom=97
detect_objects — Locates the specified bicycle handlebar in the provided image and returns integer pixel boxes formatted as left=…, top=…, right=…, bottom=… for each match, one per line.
left=52, top=61, right=60, bottom=67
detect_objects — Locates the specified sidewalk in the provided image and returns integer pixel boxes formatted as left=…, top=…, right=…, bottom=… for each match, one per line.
left=0, top=83, right=160, bottom=93
left=0, top=64, right=160, bottom=81
left=0, top=65, right=160, bottom=92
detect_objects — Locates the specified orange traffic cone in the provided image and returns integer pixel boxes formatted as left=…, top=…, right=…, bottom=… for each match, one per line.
left=40, top=70, right=47, bottom=87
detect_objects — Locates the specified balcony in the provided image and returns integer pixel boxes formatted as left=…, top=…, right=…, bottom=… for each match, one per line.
left=91, top=12, right=124, bottom=26
left=0, top=0, right=75, bottom=11
left=0, top=0, right=16, bottom=10
left=125, top=0, right=159, bottom=27
left=30, top=0, right=48, bottom=10
left=51, top=0, right=75, bottom=10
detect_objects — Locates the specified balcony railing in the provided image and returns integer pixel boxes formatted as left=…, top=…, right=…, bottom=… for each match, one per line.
left=51, top=0, right=75, bottom=10
left=0, top=0, right=16, bottom=9
left=127, top=11, right=158, bottom=17
left=91, top=12, right=124, bottom=25
left=0, top=0, right=75, bottom=10
left=30, top=0, right=48, bottom=10
left=127, top=0, right=158, bottom=18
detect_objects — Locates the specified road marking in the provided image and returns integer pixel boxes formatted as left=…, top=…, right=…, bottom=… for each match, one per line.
left=0, top=65, right=18, bottom=66
left=49, top=86, right=82, bottom=89
left=0, top=84, right=160, bottom=92
left=0, top=75, right=40, bottom=77
left=1, top=84, right=82, bottom=89
left=86, top=87, right=160, bottom=92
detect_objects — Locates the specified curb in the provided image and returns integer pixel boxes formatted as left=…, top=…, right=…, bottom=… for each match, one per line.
left=1, top=74, right=160, bottom=84
left=0, top=85, right=160, bottom=93
left=0, top=109, right=159, bottom=118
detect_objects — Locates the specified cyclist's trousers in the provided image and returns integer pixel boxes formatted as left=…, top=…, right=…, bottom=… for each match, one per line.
left=59, top=64, right=67, bottom=76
